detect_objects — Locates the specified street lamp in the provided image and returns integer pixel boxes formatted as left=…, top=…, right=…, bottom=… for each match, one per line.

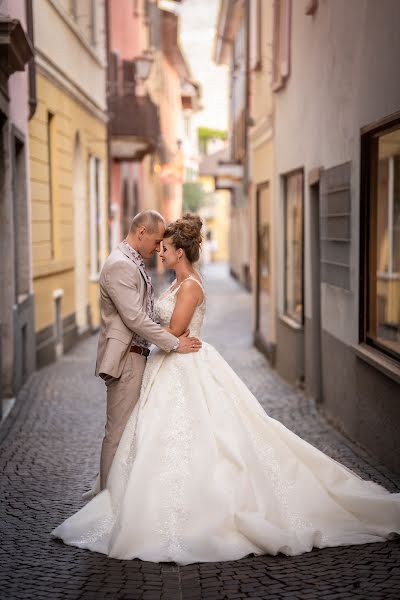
left=134, top=54, right=154, bottom=81
left=134, top=53, right=154, bottom=96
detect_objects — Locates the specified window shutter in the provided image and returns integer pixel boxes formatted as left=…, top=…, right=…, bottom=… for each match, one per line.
left=320, top=162, right=352, bottom=290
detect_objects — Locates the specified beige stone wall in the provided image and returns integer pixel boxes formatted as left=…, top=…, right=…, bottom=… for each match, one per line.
left=33, top=0, right=107, bottom=111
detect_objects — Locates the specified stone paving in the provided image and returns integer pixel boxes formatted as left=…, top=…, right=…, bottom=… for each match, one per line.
left=1, top=263, right=399, bottom=600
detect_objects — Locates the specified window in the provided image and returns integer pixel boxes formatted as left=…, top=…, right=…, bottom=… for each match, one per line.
left=90, top=0, right=97, bottom=46
left=250, top=0, right=262, bottom=71
left=256, top=182, right=271, bottom=346
left=12, top=132, right=29, bottom=301
left=184, top=115, right=191, bottom=140
left=284, top=170, right=303, bottom=324
left=272, top=0, right=291, bottom=91
left=89, top=156, right=102, bottom=277
left=70, top=0, right=97, bottom=46
left=132, top=180, right=139, bottom=217
left=47, top=112, right=56, bottom=258
left=122, top=179, right=130, bottom=238
left=231, top=20, right=246, bottom=162
left=320, top=162, right=351, bottom=290
left=361, top=118, right=400, bottom=360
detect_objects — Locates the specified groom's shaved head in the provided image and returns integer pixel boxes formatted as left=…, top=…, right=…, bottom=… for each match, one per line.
left=130, top=210, right=165, bottom=234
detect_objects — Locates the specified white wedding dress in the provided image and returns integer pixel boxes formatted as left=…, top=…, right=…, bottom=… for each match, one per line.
left=52, top=276, right=400, bottom=564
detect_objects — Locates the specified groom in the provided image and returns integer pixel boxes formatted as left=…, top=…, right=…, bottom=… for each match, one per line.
left=96, top=209, right=202, bottom=489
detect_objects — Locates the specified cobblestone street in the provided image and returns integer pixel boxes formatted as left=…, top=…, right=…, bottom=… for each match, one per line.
left=1, top=264, right=399, bottom=600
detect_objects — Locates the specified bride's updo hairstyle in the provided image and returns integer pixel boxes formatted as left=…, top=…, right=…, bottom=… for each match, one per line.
left=164, top=213, right=203, bottom=263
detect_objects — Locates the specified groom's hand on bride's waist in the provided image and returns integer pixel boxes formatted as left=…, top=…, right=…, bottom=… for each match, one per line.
left=175, top=334, right=202, bottom=353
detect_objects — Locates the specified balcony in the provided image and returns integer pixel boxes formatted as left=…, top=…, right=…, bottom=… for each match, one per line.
left=0, top=17, right=33, bottom=78
left=108, top=56, right=160, bottom=161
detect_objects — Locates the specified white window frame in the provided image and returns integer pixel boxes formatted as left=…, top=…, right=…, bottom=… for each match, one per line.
left=89, top=155, right=105, bottom=280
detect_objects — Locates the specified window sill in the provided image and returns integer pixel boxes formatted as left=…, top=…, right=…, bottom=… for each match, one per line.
left=278, top=314, right=303, bottom=331
left=352, top=343, right=400, bottom=385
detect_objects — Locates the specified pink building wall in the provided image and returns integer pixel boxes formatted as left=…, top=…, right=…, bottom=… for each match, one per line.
left=108, top=0, right=146, bottom=243
left=159, top=55, right=181, bottom=157
left=109, top=0, right=144, bottom=58
left=108, top=0, right=185, bottom=237
left=159, top=53, right=184, bottom=222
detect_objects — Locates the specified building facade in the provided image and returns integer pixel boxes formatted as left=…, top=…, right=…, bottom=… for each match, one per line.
left=215, top=0, right=276, bottom=360
left=247, top=0, right=276, bottom=363
left=273, top=0, right=400, bottom=472
left=108, top=0, right=201, bottom=257
left=107, top=0, right=157, bottom=248
left=29, top=0, right=108, bottom=367
left=0, top=1, right=35, bottom=418
left=216, top=0, right=400, bottom=472
left=214, top=0, right=249, bottom=288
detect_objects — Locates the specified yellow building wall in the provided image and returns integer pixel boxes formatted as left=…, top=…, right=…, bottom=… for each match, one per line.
left=212, top=190, right=230, bottom=262
left=198, top=175, right=230, bottom=263
left=30, top=71, right=108, bottom=332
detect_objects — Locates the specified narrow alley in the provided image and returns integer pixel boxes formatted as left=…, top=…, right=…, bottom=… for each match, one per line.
left=1, top=265, right=399, bottom=600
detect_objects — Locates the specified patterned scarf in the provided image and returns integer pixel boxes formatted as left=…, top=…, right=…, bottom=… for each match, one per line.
left=122, top=240, right=155, bottom=348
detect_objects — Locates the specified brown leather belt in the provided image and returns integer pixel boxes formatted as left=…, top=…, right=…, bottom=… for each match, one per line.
left=130, top=345, right=150, bottom=357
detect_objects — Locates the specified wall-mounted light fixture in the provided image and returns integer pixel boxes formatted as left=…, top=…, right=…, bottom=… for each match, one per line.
left=134, top=54, right=154, bottom=81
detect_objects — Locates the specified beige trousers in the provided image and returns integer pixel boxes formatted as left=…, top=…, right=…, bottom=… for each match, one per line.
left=100, top=352, right=147, bottom=490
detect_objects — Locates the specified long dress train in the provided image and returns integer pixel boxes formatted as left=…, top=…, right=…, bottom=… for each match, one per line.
left=51, top=276, right=400, bottom=565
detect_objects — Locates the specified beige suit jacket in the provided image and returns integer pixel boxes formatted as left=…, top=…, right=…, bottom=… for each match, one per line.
left=95, top=242, right=178, bottom=378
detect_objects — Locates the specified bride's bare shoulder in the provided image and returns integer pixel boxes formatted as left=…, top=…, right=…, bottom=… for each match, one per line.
left=177, top=278, right=204, bottom=304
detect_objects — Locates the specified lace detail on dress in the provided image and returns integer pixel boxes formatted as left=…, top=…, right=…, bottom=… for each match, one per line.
left=94, top=274, right=205, bottom=558
left=154, top=275, right=206, bottom=338
left=156, top=357, right=195, bottom=558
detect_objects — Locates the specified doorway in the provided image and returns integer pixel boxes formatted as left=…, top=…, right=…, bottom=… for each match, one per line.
left=254, top=181, right=273, bottom=359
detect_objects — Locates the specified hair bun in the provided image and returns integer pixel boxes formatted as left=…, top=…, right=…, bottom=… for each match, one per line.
left=182, top=213, right=202, bottom=241
left=182, top=212, right=202, bottom=230
left=164, top=212, right=203, bottom=263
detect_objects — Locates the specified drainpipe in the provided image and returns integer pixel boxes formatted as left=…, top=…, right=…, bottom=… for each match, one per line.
left=25, top=0, right=37, bottom=119
left=244, top=0, right=251, bottom=290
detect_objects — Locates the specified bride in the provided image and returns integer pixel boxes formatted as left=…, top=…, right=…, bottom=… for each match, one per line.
left=52, top=214, right=400, bottom=565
